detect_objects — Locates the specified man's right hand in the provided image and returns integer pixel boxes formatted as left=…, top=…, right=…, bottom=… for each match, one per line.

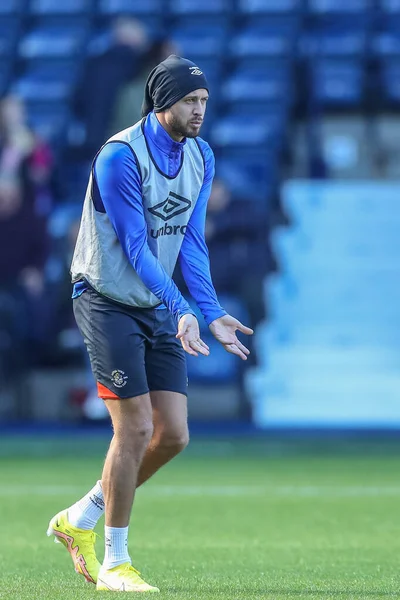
left=176, top=314, right=210, bottom=357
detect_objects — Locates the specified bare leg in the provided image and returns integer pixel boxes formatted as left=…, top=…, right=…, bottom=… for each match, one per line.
left=136, top=391, right=189, bottom=487
left=102, top=393, right=153, bottom=527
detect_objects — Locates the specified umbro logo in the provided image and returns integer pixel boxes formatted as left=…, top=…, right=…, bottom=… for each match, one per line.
left=189, top=66, right=203, bottom=76
left=148, top=192, right=191, bottom=222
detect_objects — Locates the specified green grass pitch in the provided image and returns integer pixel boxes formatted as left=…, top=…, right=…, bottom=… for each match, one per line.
left=1, top=437, right=400, bottom=599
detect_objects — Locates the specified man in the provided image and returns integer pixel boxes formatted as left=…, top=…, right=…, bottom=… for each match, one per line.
left=73, top=16, right=149, bottom=158
left=47, top=55, right=253, bottom=593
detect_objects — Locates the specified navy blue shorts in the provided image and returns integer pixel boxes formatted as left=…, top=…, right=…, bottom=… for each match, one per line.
left=73, top=287, right=188, bottom=399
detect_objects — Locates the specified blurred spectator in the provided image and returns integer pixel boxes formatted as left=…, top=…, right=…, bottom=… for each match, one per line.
left=0, top=173, right=50, bottom=369
left=204, top=178, right=271, bottom=331
left=174, top=178, right=271, bottom=339
left=73, top=17, right=150, bottom=158
left=0, top=95, right=54, bottom=217
left=110, top=38, right=179, bottom=133
left=47, top=217, right=107, bottom=419
left=307, top=117, right=328, bottom=180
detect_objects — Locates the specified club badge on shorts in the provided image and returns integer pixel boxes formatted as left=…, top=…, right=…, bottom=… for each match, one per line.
left=111, top=369, right=128, bottom=388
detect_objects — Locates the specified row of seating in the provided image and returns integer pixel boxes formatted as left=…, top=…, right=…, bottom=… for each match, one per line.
left=0, top=0, right=400, bottom=15
left=2, top=0, right=400, bottom=17
left=1, top=58, right=395, bottom=114
left=5, top=18, right=400, bottom=60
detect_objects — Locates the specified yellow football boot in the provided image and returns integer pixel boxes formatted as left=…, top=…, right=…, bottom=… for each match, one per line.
left=97, top=562, right=160, bottom=593
left=47, top=509, right=101, bottom=584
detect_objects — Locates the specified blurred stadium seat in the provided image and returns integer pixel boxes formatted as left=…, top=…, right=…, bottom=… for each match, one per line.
left=210, top=110, right=287, bottom=151
left=171, top=23, right=227, bottom=58
left=302, top=17, right=367, bottom=58
left=0, top=18, right=20, bottom=59
left=186, top=334, right=240, bottom=383
left=184, top=293, right=248, bottom=384
left=379, top=59, right=400, bottom=104
left=221, top=63, right=293, bottom=106
left=238, top=0, right=304, bottom=14
left=26, top=102, right=69, bottom=144
left=19, top=23, right=88, bottom=59
left=307, top=0, right=371, bottom=14
left=374, top=115, right=400, bottom=177
left=372, top=16, right=400, bottom=57
left=98, top=0, right=163, bottom=15
left=168, top=0, right=231, bottom=15
left=0, top=0, right=24, bottom=14
left=12, top=61, right=79, bottom=102
left=0, top=62, right=12, bottom=95
left=378, top=0, right=400, bottom=12
left=230, top=17, right=299, bottom=59
left=216, top=151, right=276, bottom=204
left=310, top=59, right=365, bottom=107
left=29, top=0, right=93, bottom=15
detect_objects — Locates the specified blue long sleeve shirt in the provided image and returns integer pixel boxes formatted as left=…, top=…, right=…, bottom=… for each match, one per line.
left=73, top=112, right=226, bottom=326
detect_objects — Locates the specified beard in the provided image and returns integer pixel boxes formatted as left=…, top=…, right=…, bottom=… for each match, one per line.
left=169, top=113, right=202, bottom=139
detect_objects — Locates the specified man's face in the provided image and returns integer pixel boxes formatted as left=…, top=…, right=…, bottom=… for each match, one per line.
left=164, top=89, right=208, bottom=139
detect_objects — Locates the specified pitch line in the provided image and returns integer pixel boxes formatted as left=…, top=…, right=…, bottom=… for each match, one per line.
left=1, top=484, right=400, bottom=498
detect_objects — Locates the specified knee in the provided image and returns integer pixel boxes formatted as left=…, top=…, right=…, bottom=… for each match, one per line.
left=114, top=415, right=154, bottom=449
left=157, top=428, right=189, bottom=456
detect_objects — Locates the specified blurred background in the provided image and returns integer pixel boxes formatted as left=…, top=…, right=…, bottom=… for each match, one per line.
left=0, top=0, right=399, bottom=434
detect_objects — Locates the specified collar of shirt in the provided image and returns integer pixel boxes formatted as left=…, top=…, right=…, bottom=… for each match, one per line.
left=144, top=111, right=186, bottom=178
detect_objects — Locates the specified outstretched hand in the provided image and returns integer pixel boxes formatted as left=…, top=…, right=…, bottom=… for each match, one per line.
left=176, top=313, right=210, bottom=357
left=209, top=314, right=254, bottom=360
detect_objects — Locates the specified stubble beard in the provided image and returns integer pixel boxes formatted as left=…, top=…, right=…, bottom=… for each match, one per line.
left=169, top=114, right=201, bottom=139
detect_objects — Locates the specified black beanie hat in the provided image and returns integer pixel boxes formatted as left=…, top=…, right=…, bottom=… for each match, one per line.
left=141, top=55, right=209, bottom=117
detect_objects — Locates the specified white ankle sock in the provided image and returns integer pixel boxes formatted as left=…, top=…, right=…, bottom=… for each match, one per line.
left=102, top=526, right=131, bottom=570
left=67, top=480, right=105, bottom=530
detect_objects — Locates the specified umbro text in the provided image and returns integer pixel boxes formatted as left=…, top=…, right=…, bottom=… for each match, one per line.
left=150, top=224, right=187, bottom=239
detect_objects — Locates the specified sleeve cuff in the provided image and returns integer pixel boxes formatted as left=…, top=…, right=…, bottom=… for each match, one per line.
left=204, top=307, right=227, bottom=326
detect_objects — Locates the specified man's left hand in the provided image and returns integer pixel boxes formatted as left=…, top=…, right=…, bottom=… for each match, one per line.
left=209, top=315, right=253, bottom=360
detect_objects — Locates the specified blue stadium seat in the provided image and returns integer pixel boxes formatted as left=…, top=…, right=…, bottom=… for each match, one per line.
left=221, top=64, right=292, bottom=105
left=18, top=24, right=88, bottom=59
left=311, top=59, right=364, bottom=107
left=171, top=24, right=227, bottom=58
left=0, top=19, right=19, bottom=59
left=0, top=62, right=11, bottom=95
left=230, top=18, right=299, bottom=58
left=29, top=0, right=93, bottom=15
left=307, top=0, right=370, bottom=14
left=186, top=333, right=240, bottom=383
left=98, top=0, right=162, bottom=15
left=238, top=0, right=304, bottom=14
left=12, top=61, right=78, bottom=102
left=378, top=0, right=400, bottom=12
left=302, top=19, right=367, bottom=57
left=25, top=102, right=69, bottom=144
left=184, top=293, right=248, bottom=383
left=216, top=151, right=277, bottom=202
left=380, top=59, right=400, bottom=103
left=168, top=0, right=230, bottom=14
left=48, top=201, right=84, bottom=243
left=0, top=0, right=24, bottom=14
left=211, top=110, right=286, bottom=149
left=372, top=17, right=400, bottom=56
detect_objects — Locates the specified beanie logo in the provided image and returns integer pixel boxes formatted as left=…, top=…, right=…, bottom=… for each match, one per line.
left=189, top=66, right=203, bottom=76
